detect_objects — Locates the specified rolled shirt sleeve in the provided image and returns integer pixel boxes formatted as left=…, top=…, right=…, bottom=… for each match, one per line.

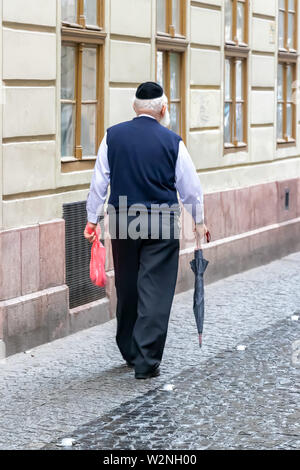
left=175, top=140, right=204, bottom=224
left=86, top=133, right=110, bottom=224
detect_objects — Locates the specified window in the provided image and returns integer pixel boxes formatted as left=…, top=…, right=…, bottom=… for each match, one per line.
left=224, top=58, right=246, bottom=147
left=225, top=0, right=248, bottom=46
left=62, top=0, right=103, bottom=29
left=157, top=51, right=183, bottom=134
left=224, top=0, right=249, bottom=151
left=277, top=1, right=298, bottom=145
left=277, top=62, right=296, bottom=142
left=279, top=0, right=297, bottom=52
left=156, top=1, right=187, bottom=137
left=61, top=0, right=105, bottom=162
left=156, top=0, right=186, bottom=37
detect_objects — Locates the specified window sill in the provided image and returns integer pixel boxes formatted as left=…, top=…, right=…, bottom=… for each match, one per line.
left=62, top=22, right=103, bottom=31
left=61, top=156, right=96, bottom=173
left=224, top=142, right=247, bottom=148
left=225, top=44, right=250, bottom=57
left=277, top=139, right=296, bottom=148
left=156, top=31, right=186, bottom=39
left=62, top=21, right=83, bottom=29
left=61, top=156, right=96, bottom=162
left=85, top=24, right=102, bottom=31
left=224, top=143, right=247, bottom=155
left=279, top=47, right=297, bottom=53
left=156, top=35, right=188, bottom=52
left=61, top=26, right=106, bottom=44
left=225, top=40, right=249, bottom=48
left=278, top=50, right=298, bottom=62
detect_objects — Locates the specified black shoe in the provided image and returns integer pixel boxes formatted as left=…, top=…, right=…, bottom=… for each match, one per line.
left=135, top=367, right=160, bottom=380
left=126, top=361, right=134, bottom=368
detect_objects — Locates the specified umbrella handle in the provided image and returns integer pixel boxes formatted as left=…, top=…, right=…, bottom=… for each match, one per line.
left=195, top=232, right=201, bottom=250
left=196, top=230, right=211, bottom=249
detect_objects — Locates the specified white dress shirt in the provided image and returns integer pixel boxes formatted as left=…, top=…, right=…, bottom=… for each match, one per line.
left=86, top=115, right=204, bottom=224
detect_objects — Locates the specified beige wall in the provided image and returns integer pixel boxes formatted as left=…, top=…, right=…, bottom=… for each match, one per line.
left=1, top=0, right=300, bottom=230
left=1, top=0, right=57, bottom=230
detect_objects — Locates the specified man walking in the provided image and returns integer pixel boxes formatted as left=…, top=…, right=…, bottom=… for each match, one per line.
left=84, top=82, right=208, bottom=380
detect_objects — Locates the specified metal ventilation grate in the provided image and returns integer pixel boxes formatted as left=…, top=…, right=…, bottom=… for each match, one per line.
left=63, top=201, right=106, bottom=309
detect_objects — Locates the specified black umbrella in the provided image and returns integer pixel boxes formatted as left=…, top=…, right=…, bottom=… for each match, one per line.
left=190, top=232, right=210, bottom=348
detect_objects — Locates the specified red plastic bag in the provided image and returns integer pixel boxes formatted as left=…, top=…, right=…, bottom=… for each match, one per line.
left=88, top=224, right=106, bottom=287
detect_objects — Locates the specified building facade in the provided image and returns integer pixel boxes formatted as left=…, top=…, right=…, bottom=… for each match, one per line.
left=1, top=0, right=300, bottom=357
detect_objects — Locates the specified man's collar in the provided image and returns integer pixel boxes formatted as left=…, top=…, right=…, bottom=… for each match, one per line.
left=137, top=114, right=157, bottom=120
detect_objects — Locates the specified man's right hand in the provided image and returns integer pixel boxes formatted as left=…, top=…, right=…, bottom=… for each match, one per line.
left=194, top=223, right=209, bottom=249
left=84, top=222, right=97, bottom=243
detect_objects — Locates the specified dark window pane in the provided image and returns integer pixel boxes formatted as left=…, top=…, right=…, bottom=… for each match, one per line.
left=172, top=0, right=180, bottom=33
left=170, top=52, right=180, bottom=100
left=157, top=51, right=164, bottom=87
left=225, top=0, right=233, bottom=41
left=82, top=47, right=97, bottom=101
left=62, top=0, right=78, bottom=23
left=61, top=104, right=75, bottom=157
left=278, top=64, right=284, bottom=100
left=286, top=103, right=293, bottom=137
left=288, top=12, right=295, bottom=48
left=237, top=1, right=245, bottom=43
left=84, top=0, right=98, bottom=26
left=279, top=10, right=285, bottom=48
left=288, top=0, right=295, bottom=11
left=287, top=64, right=293, bottom=101
left=225, top=59, right=231, bottom=100
left=277, top=103, right=283, bottom=139
left=170, top=102, right=180, bottom=134
left=157, top=0, right=166, bottom=32
left=81, top=104, right=96, bottom=156
left=236, top=103, right=243, bottom=142
left=61, top=45, right=76, bottom=100
left=236, top=60, right=243, bottom=100
left=224, top=102, right=232, bottom=143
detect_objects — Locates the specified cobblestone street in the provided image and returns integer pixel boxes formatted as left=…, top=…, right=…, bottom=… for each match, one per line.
left=1, top=252, right=300, bottom=450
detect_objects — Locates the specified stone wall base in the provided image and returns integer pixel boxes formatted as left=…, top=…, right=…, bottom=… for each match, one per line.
left=0, top=286, right=111, bottom=357
left=176, top=217, right=300, bottom=295
left=106, top=217, right=300, bottom=320
left=69, top=298, right=110, bottom=335
left=0, top=285, right=69, bottom=356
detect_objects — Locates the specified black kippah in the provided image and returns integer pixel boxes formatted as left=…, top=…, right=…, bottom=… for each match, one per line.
left=135, top=81, right=163, bottom=100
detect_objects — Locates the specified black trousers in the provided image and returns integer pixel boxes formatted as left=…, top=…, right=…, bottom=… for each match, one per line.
left=109, top=212, right=180, bottom=374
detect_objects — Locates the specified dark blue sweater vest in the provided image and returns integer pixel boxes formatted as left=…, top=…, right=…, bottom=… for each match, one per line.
left=107, top=116, right=181, bottom=211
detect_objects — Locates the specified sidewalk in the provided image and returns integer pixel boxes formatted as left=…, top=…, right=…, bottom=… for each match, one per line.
left=1, top=252, right=300, bottom=450
left=46, top=317, right=300, bottom=450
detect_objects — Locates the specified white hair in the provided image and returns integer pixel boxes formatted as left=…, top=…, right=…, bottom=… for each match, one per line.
left=133, top=93, right=168, bottom=114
